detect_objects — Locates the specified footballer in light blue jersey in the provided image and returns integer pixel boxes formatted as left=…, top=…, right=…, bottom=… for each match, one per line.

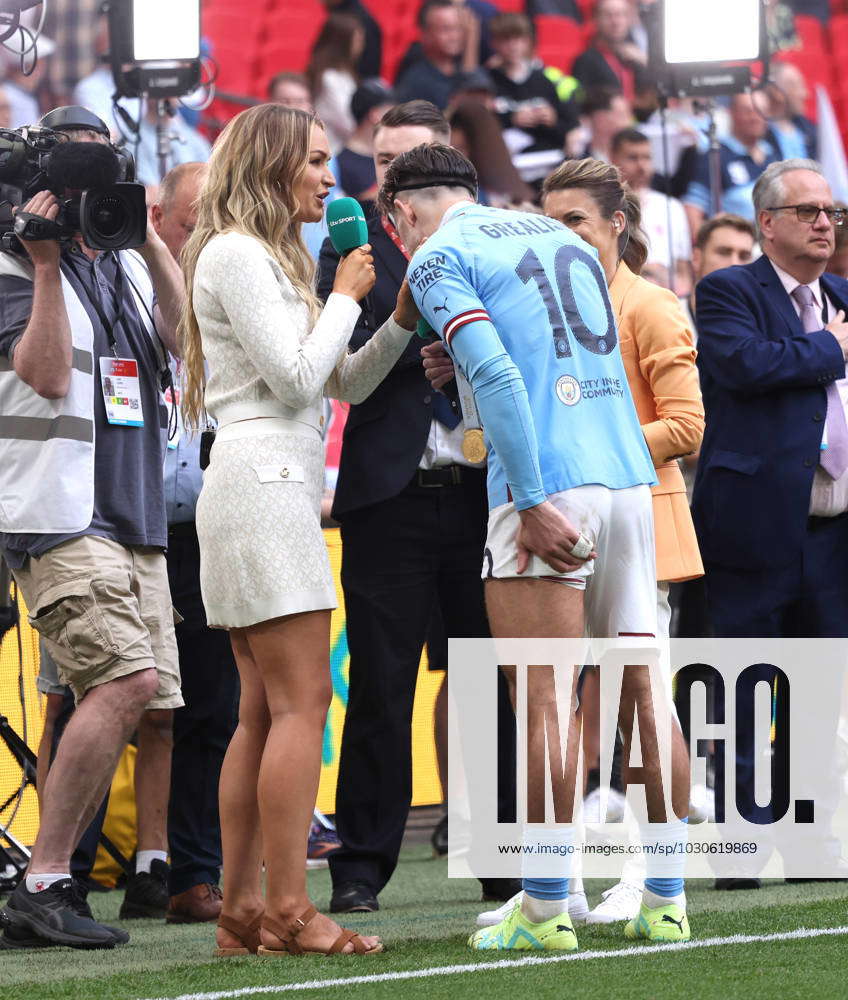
left=382, top=145, right=688, bottom=954
left=407, top=201, right=656, bottom=512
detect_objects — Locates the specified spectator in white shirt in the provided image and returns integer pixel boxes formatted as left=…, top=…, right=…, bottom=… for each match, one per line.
left=612, top=126, right=692, bottom=295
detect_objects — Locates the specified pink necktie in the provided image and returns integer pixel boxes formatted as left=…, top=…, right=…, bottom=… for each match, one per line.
left=792, top=283, right=848, bottom=480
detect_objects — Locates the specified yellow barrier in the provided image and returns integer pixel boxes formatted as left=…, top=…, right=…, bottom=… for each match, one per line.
left=317, top=530, right=443, bottom=813
left=0, top=528, right=443, bottom=849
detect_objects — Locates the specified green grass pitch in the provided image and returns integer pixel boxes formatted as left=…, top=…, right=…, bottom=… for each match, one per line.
left=2, top=846, right=847, bottom=1000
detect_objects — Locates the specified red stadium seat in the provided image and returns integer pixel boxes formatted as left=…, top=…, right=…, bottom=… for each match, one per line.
left=202, top=8, right=262, bottom=48
left=381, top=11, right=418, bottom=82
left=793, top=15, right=826, bottom=56
left=257, top=2, right=325, bottom=77
left=830, top=14, right=848, bottom=46
left=534, top=15, right=588, bottom=74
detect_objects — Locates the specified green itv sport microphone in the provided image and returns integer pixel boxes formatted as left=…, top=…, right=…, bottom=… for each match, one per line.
left=326, top=197, right=369, bottom=256
left=325, top=196, right=374, bottom=328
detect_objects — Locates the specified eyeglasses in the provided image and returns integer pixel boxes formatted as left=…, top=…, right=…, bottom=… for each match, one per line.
left=766, top=204, right=846, bottom=226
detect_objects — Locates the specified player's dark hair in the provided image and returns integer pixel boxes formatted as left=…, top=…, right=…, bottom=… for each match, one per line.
left=610, top=127, right=650, bottom=156
left=694, top=212, right=757, bottom=250
left=379, top=142, right=477, bottom=215
left=375, top=99, right=450, bottom=141
left=542, top=157, right=649, bottom=274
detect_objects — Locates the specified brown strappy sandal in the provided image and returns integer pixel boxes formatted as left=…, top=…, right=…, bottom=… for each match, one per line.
left=214, top=911, right=264, bottom=957
left=257, top=904, right=383, bottom=957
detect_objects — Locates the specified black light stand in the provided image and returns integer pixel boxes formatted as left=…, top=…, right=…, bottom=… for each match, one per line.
left=645, top=0, right=771, bottom=229
left=105, top=0, right=203, bottom=181
left=0, top=712, right=134, bottom=890
left=0, top=714, right=34, bottom=888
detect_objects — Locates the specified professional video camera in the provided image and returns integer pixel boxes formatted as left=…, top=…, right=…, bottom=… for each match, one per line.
left=0, top=106, right=147, bottom=254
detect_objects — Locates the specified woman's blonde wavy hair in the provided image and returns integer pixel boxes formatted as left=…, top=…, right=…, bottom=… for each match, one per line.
left=179, top=103, right=322, bottom=429
left=541, top=157, right=649, bottom=275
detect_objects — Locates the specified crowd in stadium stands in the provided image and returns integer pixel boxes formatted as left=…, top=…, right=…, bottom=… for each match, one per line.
left=1, top=0, right=847, bottom=952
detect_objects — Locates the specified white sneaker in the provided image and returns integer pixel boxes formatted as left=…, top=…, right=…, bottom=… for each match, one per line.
left=568, top=890, right=589, bottom=925
left=585, top=880, right=644, bottom=924
left=688, top=784, right=716, bottom=824
left=583, top=787, right=627, bottom=825
left=476, top=890, right=590, bottom=928
left=476, top=891, right=521, bottom=927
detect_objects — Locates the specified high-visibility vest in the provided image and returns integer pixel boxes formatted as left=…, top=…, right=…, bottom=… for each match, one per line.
left=0, top=248, right=159, bottom=534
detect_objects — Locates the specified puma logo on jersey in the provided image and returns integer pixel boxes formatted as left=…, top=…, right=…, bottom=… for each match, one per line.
left=434, top=297, right=449, bottom=314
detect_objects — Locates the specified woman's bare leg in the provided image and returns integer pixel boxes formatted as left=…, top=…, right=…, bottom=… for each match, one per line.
left=215, top=629, right=268, bottom=949
left=244, top=610, right=380, bottom=953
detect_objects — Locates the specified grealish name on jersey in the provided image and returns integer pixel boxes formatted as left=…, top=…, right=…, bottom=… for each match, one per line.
left=407, top=203, right=656, bottom=509
left=477, top=216, right=562, bottom=240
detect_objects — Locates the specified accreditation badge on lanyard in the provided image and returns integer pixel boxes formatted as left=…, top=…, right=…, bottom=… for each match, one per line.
left=164, top=375, right=181, bottom=449
left=100, top=357, right=144, bottom=427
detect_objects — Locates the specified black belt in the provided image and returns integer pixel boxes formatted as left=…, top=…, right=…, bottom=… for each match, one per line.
left=167, top=520, right=197, bottom=538
left=808, top=510, right=848, bottom=528
left=413, top=464, right=480, bottom=488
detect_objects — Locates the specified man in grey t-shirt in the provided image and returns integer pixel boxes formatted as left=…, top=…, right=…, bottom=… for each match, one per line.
left=0, top=108, right=186, bottom=949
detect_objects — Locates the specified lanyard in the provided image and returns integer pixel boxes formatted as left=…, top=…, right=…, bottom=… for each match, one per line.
left=381, top=215, right=410, bottom=261
left=64, top=249, right=126, bottom=357
left=64, top=247, right=176, bottom=438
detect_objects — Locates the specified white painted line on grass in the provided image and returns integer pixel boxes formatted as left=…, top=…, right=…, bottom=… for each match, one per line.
left=141, top=924, right=848, bottom=1000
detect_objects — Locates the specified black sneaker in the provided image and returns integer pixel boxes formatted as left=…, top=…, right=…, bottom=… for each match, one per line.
left=3, top=879, right=116, bottom=949
left=0, top=921, right=60, bottom=949
left=73, top=880, right=130, bottom=944
left=119, top=859, right=170, bottom=919
left=431, top=815, right=448, bottom=857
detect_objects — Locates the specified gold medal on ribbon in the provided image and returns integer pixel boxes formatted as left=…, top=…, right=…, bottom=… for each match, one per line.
left=462, top=428, right=487, bottom=463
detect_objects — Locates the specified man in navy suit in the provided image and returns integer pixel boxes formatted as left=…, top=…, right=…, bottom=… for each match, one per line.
left=694, top=158, right=848, bottom=887
left=317, top=101, right=518, bottom=913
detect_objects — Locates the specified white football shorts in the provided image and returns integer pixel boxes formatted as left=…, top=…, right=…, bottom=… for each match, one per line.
left=482, top=483, right=657, bottom=638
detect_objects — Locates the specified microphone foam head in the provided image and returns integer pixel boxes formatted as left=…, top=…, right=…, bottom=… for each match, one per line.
left=326, top=196, right=368, bottom=255
left=47, top=141, right=121, bottom=191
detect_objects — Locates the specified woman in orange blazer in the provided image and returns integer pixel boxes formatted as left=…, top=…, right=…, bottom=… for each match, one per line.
left=541, top=158, right=704, bottom=638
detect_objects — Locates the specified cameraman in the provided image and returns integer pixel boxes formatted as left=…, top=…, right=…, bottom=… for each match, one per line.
left=0, top=108, right=184, bottom=949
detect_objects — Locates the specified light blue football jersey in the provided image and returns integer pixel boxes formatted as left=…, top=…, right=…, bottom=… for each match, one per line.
left=408, top=202, right=656, bottom=510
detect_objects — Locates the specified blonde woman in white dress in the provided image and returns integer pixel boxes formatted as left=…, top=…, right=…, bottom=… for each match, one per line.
left=180, top=104, right=418, bottom=958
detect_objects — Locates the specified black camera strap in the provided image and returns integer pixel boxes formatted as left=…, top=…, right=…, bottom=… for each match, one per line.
left=64, top=248, right=123, bottom=357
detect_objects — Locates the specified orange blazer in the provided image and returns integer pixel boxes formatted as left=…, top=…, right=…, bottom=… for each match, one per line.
left=609, top=263, right=705, bottom=583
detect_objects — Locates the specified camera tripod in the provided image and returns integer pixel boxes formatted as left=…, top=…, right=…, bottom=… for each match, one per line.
left=154, top=98, right=182, bottom=182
